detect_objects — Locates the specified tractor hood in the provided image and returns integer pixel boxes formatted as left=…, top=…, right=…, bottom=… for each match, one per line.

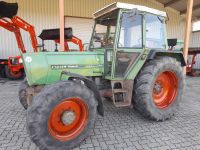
left=0, top=1, right=18, bottom=18
left=22, top=51, right=104, bottom=86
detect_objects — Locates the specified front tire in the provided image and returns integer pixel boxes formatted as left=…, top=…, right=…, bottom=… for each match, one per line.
left=27, top=81, right=97, bottom=150
left=133, top=57, right=184, bottom=121
left=18, top=79, right=29, bottom=109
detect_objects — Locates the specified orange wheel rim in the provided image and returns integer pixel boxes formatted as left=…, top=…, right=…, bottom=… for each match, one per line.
left=152, top=71, right=178, bottom=109
left=48, top=97, right=88, bottom=141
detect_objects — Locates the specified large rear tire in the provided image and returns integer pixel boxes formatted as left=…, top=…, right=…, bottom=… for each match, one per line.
left=27, top=81, right=97, bottom=150
left=5, top=66, right=24, bottom=80
left=133, top=57, right=184, bottom=121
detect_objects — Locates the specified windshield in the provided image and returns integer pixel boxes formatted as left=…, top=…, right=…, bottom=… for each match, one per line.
left=90, top=11, right=118, bottom=49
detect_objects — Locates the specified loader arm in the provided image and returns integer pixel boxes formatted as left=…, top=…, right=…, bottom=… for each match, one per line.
left=0, top=18, right=26, bottom=53
left=54, top=36, right=84, bottom=51
left=11, top=16, right=38, bottom=52
left=0, top=2, right=38, bottom=53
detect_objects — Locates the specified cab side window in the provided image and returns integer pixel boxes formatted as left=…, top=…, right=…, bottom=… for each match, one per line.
left=146, top=14, right=165, bottom=49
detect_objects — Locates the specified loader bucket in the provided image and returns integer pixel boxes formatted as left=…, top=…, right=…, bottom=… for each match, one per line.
left=39, top=28, right=73, bottom=40
left=0, top=1, right=18, bottom=18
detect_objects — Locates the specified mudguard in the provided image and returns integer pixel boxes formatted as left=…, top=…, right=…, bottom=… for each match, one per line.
left=61, top=71, right=104, bottom=116
left=147, top=50, right=186, bottom=66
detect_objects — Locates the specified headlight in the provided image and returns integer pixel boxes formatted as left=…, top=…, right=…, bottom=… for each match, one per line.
left=19, top=58, right=23, bottom=63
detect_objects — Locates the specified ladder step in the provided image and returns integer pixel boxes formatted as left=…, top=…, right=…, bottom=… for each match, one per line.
left=113, top=89, right=128, bottom=93
left=114, top=101, right=131, bottom=107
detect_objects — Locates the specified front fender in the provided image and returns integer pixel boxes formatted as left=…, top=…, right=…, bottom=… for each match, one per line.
left=61, top=71, right=104, bottom=116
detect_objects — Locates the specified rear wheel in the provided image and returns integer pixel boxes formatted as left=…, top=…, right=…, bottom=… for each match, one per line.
left=27, top=81, right=97, bottom=150
left=133, top=57, right=184, bottom=121
left=5, top=66, right=24, bottom=80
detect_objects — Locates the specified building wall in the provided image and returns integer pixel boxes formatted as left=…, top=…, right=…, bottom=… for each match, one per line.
left=0, top=0, right=186, bottom=59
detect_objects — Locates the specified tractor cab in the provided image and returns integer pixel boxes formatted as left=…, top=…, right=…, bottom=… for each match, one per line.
left=90, top=2, right=167, bottom=78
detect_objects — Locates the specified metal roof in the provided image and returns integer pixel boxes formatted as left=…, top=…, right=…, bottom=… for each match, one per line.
left=93, top=2, right=167, bottom=18
left=156, top=0, right=200, bottom=20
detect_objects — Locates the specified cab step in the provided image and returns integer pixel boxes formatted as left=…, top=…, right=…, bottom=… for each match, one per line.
left=113, top=89, right=128, bottom=93
left=114, top=101, right=131, bottom=107
left=111, top=80, right=133, bottom=107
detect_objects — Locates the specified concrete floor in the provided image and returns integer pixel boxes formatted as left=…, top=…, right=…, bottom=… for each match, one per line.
left=0, top=77, right=200, bottom=150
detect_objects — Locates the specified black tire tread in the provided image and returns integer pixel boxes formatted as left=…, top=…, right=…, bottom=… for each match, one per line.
left=18, top=79, right=29, bottom=109
left=133, top=57, right=184, bottom=121
left=27, top=81, right=97, bottom=150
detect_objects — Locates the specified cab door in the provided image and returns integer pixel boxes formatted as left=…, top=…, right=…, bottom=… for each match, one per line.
left=113, top=12, right=144, bottom=78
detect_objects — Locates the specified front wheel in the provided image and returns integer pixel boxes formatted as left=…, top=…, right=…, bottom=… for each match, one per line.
left=18, top=79, right=29, bottom=109
left=133, top=57, right=184, bottom=121
left=27, top=81, right=97, bottom=150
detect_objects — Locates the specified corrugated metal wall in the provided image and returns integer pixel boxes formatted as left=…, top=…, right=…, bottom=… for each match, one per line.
left=0, top=0, right=59, bottom=58
left=0, top=0, right=187, bottom=60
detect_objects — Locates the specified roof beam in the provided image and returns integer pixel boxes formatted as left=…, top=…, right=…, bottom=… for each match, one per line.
left=164, top=0, right=182, bottom=7
left=181, top=3, right=200, bottom=15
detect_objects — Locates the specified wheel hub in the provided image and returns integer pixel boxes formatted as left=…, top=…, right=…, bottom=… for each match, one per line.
left=154, top=82, right=162, bottom=94
left=61, top=110, right=76, bottom=125
left=152, top=71, right=178, bottom=109
left=48, top=97, right=88, bottom=141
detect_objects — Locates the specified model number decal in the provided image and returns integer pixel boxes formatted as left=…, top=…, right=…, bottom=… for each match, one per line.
left=51, top=64, right=103, bottom=70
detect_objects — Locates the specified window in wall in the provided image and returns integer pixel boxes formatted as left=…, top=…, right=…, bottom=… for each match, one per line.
left=192, top=20, right=200, bottom=32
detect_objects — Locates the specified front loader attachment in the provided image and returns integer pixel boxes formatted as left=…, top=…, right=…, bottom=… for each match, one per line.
left=0, top=1, right=18, bottom=18
left=39, top=28, right=73, bottom=40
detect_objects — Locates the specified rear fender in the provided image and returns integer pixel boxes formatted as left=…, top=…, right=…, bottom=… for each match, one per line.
left=148, top=50, right=186, bottom=66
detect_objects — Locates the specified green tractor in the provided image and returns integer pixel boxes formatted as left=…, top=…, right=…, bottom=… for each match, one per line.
left=17, top=2, right=186, bottom=150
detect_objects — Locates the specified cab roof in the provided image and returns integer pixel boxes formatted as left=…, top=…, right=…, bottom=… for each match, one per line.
left=93, top=2, right=167, bottom=19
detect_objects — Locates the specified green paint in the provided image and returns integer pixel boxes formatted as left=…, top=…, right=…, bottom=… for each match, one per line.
left=22, top=7, right=184, bottom=86
left=22, top=51, right=104, bottom=85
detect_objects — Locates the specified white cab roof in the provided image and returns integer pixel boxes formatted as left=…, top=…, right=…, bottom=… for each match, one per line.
left=93, top=2, right=167, bottom=18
